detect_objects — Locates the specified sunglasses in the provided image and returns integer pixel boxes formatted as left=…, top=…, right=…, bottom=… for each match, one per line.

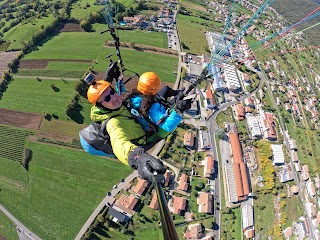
left=100, top=88, right=116, bottom=103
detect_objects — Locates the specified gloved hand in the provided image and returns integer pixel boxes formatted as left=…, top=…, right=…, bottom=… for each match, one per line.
left=128, top=147, right=166, bottom=182
left=103, top=61, right=120, bottom=83
left=174, top=91, right=192, bottom=114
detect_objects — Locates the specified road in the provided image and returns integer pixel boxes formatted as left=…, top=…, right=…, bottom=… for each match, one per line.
left=0, top=203, right=42, bottom=240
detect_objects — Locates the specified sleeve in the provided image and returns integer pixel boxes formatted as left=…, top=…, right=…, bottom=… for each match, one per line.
left=106, top=118, right=138, bottom=166
left=149, top=102, right=182, bottom=132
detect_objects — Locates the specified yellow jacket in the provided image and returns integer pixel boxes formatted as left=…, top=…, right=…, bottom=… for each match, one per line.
left=90, top=106, right=146, bottom=165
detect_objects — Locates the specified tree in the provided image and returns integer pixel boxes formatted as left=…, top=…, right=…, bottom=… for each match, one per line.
left=216, top=128, right=225, bottom=139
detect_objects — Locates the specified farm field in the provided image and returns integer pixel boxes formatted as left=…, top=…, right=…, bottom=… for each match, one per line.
left=0, top=211, right=18, bottom=240
left=3, top=15, right=56, bottom=51
left=95, top=47, right=178, bottom=83
left=176, top=14, right=221, bottom=55
left=0, top=78, right=86, bottom=123
left=0, top=51, right=21, bottom=77
left=70, top=0, right=103, bottom=20
left=0, top=142, right=132, bottom=240
left=0, top=125, right=33, bottom=162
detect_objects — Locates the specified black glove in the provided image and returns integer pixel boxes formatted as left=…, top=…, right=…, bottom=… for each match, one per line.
left=128, top=147, right=166, bottom=182
left=174, top=91, right=192, bottom=114
left=103, top=61, right=120, bottom=83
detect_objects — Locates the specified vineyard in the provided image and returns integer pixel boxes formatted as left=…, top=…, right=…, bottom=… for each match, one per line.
left=0, top=51, right=20, bottom=77
left=0, top=125, right=33, bottom=161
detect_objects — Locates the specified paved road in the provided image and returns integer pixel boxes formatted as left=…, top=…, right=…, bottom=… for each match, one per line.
left=0, top=203, right=42, bottom=240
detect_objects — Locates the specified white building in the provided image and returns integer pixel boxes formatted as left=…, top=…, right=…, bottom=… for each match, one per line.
left=222, top=63, right=241, bottom=91
left=246, top=115, right=262, bottom=139
left=271, top=144, right=285, bottom=165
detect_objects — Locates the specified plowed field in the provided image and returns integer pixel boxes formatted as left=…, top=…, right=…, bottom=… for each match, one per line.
left=0, top=51, right=20, bottom=77
left=0, top=108, right=43, bottom=130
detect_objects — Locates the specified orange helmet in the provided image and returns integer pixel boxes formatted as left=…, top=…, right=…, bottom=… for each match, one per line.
left=137, top=72, right=161, bottom=95
left=87, top=80, right=111, bottom=104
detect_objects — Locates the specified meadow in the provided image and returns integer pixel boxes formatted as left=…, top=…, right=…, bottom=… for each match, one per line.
left=176, top=14, right=217, bottom=55
left=4, top=15, right=56, bottom=51
left=0, top=142, right=132, bottom=240
left=0, top=211, right=18, bottom=240
left=94, top=47, right=178, bottom=83
left=0, top=78, right=83, bottom=122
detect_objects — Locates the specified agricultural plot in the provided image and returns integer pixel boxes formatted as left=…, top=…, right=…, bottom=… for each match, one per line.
left=176, top=15, right=220, bottom=55
left=3, top=15, right=56, bottom=50
left=0, top=51, right=20, bottom=77
left=0, top=78, right=86, bottom=123
left=0, top=125, right=33, bottom=161
left=70, top=0, right=105, bottom=20
left=0, top=142, right=132, bottom=240
left=0, top=108, right=42, bottom=130
left=95, top=47, right=178, bottom=83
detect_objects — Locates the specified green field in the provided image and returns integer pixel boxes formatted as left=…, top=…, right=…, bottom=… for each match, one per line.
left=0, top=142, right=132, bottom=240
left=70, top=0, right=103, bottom=20
left=40, top=119, right=87, bottom=139
left=22, top=31, right=107, bottom=60
left=118, top=30, right=168, bottom=48
left=3, top=15, right=56, bottom=50
left=177, top=14, right=220, bottom=55
left=0, top=78, right=86, bottom=123
left=0, top=125, right=33, bottom=161
left=0, top=211, right=18, bottom=240
left=94, top=47, right=178, bottom=83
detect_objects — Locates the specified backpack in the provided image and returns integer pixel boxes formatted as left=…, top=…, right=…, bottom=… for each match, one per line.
left=79, top=116, right=156, bottom=157
left=79, top=120, right=115, bottom=157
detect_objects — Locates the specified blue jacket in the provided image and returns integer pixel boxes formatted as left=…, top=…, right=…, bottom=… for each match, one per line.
left=128, top=95, right=182, bottom=139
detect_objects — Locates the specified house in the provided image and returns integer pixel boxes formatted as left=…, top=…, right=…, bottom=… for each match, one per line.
left=279, top=85, right=286, bottom=93
left=244, top=97, right=254, bottom=108
left=290, top=185, right=299, bottom=194
left=291, top=151, right=298, bottom=162
left=132, top=178, right=148, bottom=196
left=116, top=194, right=138, bottom=211
left=235, top=104, right=245, bottom=120
left=178, top=173, right=189, bottom=192
left=302, top=165, right=310, bottom=181
left=184, top=131, right=195, bottom=149
left=306, top=180, right=316, bottom=197
left=204, top=155, right=214, bottom=178
left=284, top=103, right=291, bottom=112
left=271, top=144, right=285, bottom=165
left=199, top=130, right=212, bottom=149
left=205, top=86, right=217, bottom=109
left=288, top=139, right=297, bottom=150
left=184, top=223, right=204, bottom=239
left=242, top=204, right=255, bottom=239
left=197, top=192, right=213, bottom=214
left=171, top=196, right=187, bottom=215
left=283, top=227, right=293, bottom=240
left=108, top=207, right=130, bottom=224
left=262, top=112, right=277, bottom=141
left=149, top=191, right=158, bottom=210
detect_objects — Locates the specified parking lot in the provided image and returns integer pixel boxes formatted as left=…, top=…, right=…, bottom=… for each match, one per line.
left=167, top=30, right=178, bottom=50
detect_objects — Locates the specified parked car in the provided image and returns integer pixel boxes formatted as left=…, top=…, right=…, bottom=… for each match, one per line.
left=113, top=185, right=117, bottom=189
left=107, top=192, right=111, bottom=196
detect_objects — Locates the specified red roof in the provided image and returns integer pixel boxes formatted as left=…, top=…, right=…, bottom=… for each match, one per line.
left=230, top=133, right=243, bottom=163
left=149, top=192, right=158, bottom=209
left=172, top=196, right=187, bottom=215
left=184, top=131, right=194, bottom=147
left=204, top=155, right=214, bottom=177
left=197, top=192, right=213, bottom=213
left=178, top=174, right=189, bottom=191
left=132, top=178, right=148, bottom=195
left=117, top=194, right=138, bottom=211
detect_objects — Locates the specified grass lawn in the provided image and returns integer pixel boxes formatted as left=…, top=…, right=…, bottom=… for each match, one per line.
left=176, top=15, right=214, bottom=55
left=0, top=211, right=18, bottom=240
left=70, top=0, right=103, bottom=20
left=118, top=30, right=168, bottom=48
left=39, top=119, right=87, bottom=139
left=23, top=31, right=107, bottom=60
left=215, top=107, right=233, bottom=129
left=0, top=142, right=132, bottom=240
left=0, top=78, right=79, bottom=122
left=3, top=15, right=56, bottom=50
left=282, top=195, right=304, bottom=228
left=190, top=177, right=209, bottom=216
left=94, top=47, right=178, bottom=83
left=254, top=192, right=274, bottom=238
